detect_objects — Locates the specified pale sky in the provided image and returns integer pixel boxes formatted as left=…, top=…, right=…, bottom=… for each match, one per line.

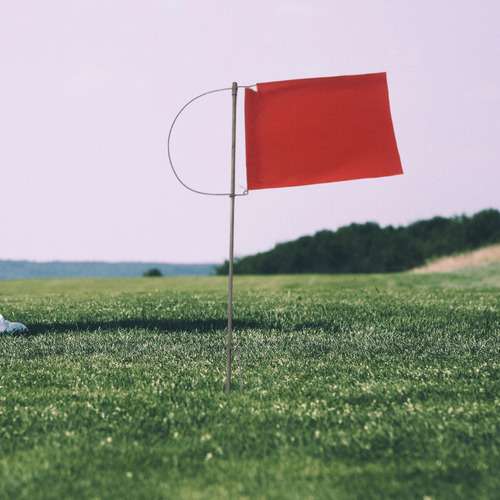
left=1, top=1, right=499, bottom=264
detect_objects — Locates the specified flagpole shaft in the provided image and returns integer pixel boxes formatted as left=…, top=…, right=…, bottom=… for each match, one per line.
left=227, top=82, right=238, bottom=395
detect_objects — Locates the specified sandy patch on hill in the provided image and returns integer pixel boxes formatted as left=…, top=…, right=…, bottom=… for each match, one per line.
left=411, top=244, right=500, bottom=274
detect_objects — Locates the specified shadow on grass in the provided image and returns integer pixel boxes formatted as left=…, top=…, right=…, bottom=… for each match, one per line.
left=19, top=318, right=263, bottom=336
left=15, top=317, right=339, bottom=337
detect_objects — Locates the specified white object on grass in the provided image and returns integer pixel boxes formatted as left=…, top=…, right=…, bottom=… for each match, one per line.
left=0, top=314, right=28, bottom=333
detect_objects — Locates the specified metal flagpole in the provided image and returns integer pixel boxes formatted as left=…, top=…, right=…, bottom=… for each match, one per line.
left=226, top=82, right=238, bottom=394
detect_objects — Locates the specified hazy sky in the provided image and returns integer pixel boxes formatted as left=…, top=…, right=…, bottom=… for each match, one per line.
left=1, top=1, right=499, bottom=264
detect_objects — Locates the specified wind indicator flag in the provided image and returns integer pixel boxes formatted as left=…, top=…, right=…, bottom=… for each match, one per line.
left=245, top=72, right=403, bottom=190
left=168, top=73, right=403, bottom=394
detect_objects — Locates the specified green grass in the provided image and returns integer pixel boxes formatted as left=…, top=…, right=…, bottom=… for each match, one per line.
left=0, top=270, right=499, bottom=499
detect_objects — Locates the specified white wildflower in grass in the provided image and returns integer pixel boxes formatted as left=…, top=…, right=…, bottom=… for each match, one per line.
left=205, top=453, right=213, bottom=461
left=100, top=437, right=112, bottom=446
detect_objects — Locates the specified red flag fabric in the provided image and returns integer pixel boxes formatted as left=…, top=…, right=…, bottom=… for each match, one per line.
left=245, top=73, right=403, bottom=190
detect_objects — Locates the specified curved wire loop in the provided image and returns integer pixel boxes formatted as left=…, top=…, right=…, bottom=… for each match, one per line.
left=167, top=86, right=254, bottom=197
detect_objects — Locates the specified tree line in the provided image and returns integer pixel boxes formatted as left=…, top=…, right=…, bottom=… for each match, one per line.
left=215, top=209, right=500, bottom=275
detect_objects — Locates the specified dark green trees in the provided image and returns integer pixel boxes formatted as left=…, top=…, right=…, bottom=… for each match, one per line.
left=143, top=268, right=163, bottom=277
left=215, top=209, right=500, bottom=275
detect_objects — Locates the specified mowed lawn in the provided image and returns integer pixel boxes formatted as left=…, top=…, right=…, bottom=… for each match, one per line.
left=1, top=267, right=499, bottom=499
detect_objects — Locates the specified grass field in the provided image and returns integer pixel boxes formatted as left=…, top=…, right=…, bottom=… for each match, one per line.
left=1, top=264, right=499, bottom=499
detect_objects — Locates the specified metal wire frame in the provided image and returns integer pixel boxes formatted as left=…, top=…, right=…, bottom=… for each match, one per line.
left=167, top=85, right=253, bottom=197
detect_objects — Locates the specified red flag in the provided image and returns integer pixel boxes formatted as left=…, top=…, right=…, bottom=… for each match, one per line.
left=245, top=73, right=403, bottom=190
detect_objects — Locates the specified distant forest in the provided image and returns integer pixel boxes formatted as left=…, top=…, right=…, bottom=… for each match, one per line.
left=216, top=209, right=500, bottom=275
